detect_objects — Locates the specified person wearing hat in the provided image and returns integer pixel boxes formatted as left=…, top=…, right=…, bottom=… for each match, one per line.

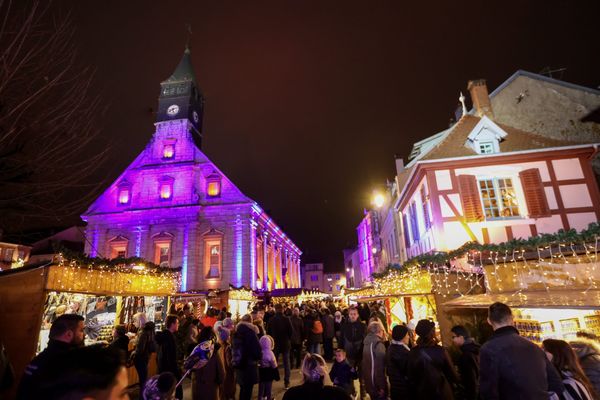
left=386, top=324, right=411, bottom=400
left=407, top=319, right=458, bottom=399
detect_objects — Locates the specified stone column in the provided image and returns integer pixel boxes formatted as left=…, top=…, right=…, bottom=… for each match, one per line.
left=262, top=231, right=269, bottom=290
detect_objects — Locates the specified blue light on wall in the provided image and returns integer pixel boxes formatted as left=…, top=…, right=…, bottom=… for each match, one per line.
left=235, top=215, right=243, bottom=286
left=182, top=225, right=189, bottom=291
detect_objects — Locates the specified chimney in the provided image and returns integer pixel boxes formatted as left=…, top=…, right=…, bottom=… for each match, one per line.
left=394, top=156, right=404, bottom=176
left=467, top=79, right=494, bottom=119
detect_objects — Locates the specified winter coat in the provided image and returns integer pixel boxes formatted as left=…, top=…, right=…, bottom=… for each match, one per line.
left=457, top=339, right=480, bottom=400
left=155, top=329, right=181, bottom=378
left=266, top=312, right=293, bottom=352
left=282, top=381, right=352, bottom=400
left=109, top=334, right=130, bottom=357
left=133, top=331, right=157, bottom=363
left=329, top=359, right=358, bottom=394
left=232, top=321, right=262, bottom=386
left=17, top=339, right=74, bottom=400
left=191, top=343, right=225, bottom=400
left=340, top=320, right=366, bottom=364
left=290, top=315, right=304, bottom=345
left=479, top=326, right=564, bottom=400
left=408, top=343, right=458, bottom=400
left=362, top=332, right=388, bottom=398
left=386, top=341, right=410, bottom=399
left=571, top=339, right=600, bottom=396
left=219, top=341, right=236, bottom=400
left=322, top=314, right=335, bottom=339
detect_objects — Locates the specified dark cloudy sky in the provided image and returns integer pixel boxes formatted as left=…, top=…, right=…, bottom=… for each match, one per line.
left=44, top=1, right=600, bottom=269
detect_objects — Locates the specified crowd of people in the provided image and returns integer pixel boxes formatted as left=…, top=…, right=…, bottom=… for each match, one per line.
left=11, top=299, right=600, bottom=400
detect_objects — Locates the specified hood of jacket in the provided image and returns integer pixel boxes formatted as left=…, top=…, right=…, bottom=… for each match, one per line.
left=363, top=332, right=383, bottom=347
left=260, top=334, right=274, bottom=350
left=236, top=320, right=259, bottom=335
left=570, top=338, right=600, bottom=358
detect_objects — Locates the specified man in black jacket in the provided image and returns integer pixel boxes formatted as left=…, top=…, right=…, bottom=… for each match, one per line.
left=479, top=302, right=565, bottom=400
left=451, top=325, right=480, bottom=400
left=267, top=303, right=293, bottom=388
left=340, top=306, right=366, bottom=398
left=17, top=313, right=85, bottom=400
left=386, top=325, right=410, bottom=400
left=155, top=315, right=182, bottom=399
left=233, top=314, right=262, bottom=400
left=290, top=307, right=304, bottom=369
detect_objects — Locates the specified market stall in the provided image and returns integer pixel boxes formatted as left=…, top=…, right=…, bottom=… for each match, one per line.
left=445, top=259, right=600, bottom=344
left=0, top=256, right=180, bottom=394
left=269, top=288, right=329, bottom=306
left=172, top=285, right=257, bottom=322
left=348, top=266, right=483, bottom=344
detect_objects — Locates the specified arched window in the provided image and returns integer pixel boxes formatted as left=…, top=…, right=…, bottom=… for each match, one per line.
left=206, top=173, right=222, bottom=198
left=162, top=139, right=176, bottom=159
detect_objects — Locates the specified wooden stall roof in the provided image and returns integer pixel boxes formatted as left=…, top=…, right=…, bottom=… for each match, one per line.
left=443, top=289, right=600, bottom=310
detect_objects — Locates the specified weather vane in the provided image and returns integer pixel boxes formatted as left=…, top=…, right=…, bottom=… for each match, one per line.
left=459, top=92, right=467, bottom=118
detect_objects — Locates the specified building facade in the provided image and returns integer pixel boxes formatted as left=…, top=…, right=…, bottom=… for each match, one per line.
left=301, top=263, right=346, bottom=294
left=82, top=48, right=301, bottom=291
left=396, top=79, right=600, bottom=259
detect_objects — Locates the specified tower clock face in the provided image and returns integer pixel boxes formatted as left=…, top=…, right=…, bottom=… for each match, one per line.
left=193, top=111, right=199, bottom=123
left=167, top=104, right=179, bottom=117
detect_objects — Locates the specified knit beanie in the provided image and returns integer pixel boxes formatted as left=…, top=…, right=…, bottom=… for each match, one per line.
left=392, top=325, right=409, bottom=342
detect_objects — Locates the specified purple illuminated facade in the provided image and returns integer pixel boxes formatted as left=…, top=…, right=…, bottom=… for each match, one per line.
left=82, top=48, right=301, bottom=291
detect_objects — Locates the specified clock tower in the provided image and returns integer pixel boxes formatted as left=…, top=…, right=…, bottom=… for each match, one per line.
left=157, top=46, right=204, bottom=148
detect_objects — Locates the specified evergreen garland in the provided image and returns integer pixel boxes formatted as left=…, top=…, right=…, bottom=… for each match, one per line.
left=372, top=223, right=600, bottom=279
left=58, top=247, right=182, bottom=273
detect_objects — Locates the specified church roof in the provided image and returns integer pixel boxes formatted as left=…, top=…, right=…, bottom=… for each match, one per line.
left=163, top=47, right=198, bottom=85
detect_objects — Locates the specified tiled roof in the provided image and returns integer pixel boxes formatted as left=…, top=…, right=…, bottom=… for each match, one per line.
left=420, top=115, right=577, bottom=161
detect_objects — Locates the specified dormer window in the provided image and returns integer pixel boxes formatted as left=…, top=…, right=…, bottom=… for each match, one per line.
left=117, top=182, right=131, bottom=206
left=163, top=144, right=175, bottom=159
left=206, top=174, right=222, bottom=197
left=479, top=141, right=495, bottom=154
left=159, top=177, right=174, bottom=200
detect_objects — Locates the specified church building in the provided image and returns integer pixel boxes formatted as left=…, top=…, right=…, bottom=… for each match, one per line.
left=82, top=48, right=301, bottom=291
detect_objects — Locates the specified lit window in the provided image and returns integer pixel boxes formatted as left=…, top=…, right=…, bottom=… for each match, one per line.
left=118, top=188, right=130, bottom=205
left=336, top=285, right=341, bottom=291
left=207, top=181, right=221, bottom=197
left=479, top=142, right=495, bottom=154
left=163, top=144, right=175, bottom=159
left=159, top=178, right=174, bottom=200
left=203, top=232, right=223, bottom=279
left=479, top=178, right=520, bottom=219
left=108, top=237, right=128, bottom=259
left=311, top=275, right=318, bottom=282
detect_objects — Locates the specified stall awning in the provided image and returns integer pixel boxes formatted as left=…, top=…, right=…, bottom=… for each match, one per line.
left=443, top=289, right=600, bottom=310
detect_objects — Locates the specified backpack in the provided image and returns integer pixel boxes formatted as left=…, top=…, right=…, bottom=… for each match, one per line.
left=415, top=348, right=448, bottom=398
left=312, top=320, right=324, bottom=334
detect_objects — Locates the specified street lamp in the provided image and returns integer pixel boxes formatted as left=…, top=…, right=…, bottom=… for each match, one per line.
left=372, top=193, right=384, bottom=208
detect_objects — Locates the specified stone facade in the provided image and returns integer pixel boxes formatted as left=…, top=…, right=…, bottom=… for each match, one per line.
left=82, top=49, right=301, bottom=291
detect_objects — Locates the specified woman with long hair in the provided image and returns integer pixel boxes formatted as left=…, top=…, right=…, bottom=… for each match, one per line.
left=543, top=339, right=596, bottom=400
left=134, top=321, right=157, bottom=391
left=282, top=353, right=350, bottom=400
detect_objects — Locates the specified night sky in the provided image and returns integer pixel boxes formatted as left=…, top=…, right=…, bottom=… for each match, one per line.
left=37, top=1, right=600, bottom=270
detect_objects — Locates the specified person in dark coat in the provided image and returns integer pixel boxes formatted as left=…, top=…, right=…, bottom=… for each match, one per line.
left=329, top=348, right=358, bottom=396
left=283, top=353, right=351, bottom=400
left=305, top=310, right=323, bottom=354
left=386, top=325, right=410, bottom=400
left=358, top=303, right=371, bottom=323
left=290, top=307, right=305, bottom=369
left=190, top=327, right=225, bottom=400
left=155, top=315, right=183, bottom=400
left=451, top=325, right=480, bottom=400
left=340, top=306, right=366, bottom=398
left=109, top=324, right=130, bottom=357
left=479, top=302, right=565, bottom=400
left=334, top=311, right=344, bottom=345
left=233, top=314, right=262, bottom=400
left=266, top=303, right=293, bottom=387
left=134, top=321, right=157, bottom=391
left=362, top=321, right=388, bottom=400
left=408, top=319, right=458, bottom=400
left=321, top=308, right=336, bottom=361
left=570, top=338, right=600, bottom=395
left=17, top=314, right=85, bottom=400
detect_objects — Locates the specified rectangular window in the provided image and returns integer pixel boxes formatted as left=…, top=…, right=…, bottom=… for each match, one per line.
left=109, top=242, right=128, bottom=259
left=479, top=178, right=520, bottom=219
left=204, top=235, right=223, bottom=279
left=409, top=202, right=420, bottom=242
left=154, top=242, right=171, bottom=267
left=207, top=181, right=221, bottom=197
left=3, top=248, right=14, bottom=262
left=402, top=213, right=411, bottom=247
left=479, top=142, right=495, bottom=154
left=335, top=274, right=340, bottom=280
left=162, top=144, right=175, bottom=159
left=118, top=188, right=130, bottom=205
left=311, top=274, right=318, bottom=282
left=160, top=182, right=172, bottom=200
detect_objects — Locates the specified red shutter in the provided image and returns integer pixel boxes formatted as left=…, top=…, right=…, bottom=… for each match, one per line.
left=519, top=168, right=550, bottom=218
left=458, top=174, right=484, bottom=222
